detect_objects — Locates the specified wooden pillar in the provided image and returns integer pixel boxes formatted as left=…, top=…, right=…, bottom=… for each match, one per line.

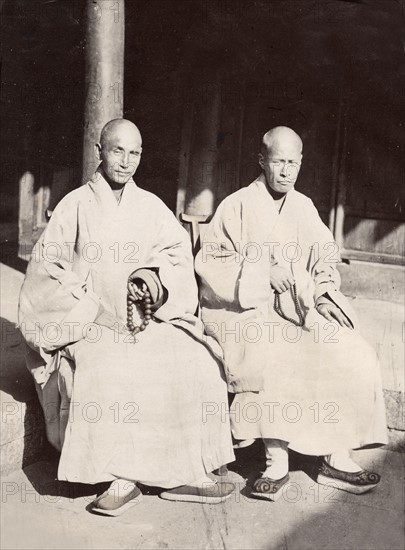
left=82, top=0, right=125, bottom=182
left=330, top=96, right=350, bottom=253
left=182, top=75, right=222, bottom=216
left=18, top=171, right=35, bottom=255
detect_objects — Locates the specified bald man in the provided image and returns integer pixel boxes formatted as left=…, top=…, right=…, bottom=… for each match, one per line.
left=19, top=119, right=235, bottom=515
left=195, top=126, right=387, bottom=501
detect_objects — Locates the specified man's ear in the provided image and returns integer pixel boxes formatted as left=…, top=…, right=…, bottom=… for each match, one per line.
left=258, top=153, right=264, bottom=169
left=94, top=143, right=102, bottom=161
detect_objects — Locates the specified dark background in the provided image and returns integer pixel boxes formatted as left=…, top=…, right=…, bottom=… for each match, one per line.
left=1, top=0, right=404, bottom=260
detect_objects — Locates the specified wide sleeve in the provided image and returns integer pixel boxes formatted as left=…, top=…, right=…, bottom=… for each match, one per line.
left=195, top=197, right=272, bottom=311
left=305, top=202, right=342, bottom=302
left=137, top=202, right=200, bottom=321
left=305, top=200, right=357, bottom=325
left=18, top=196, right=100, bottom=353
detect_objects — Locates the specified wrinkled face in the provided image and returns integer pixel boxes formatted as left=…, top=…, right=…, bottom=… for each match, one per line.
left=259, top=139, right=302, bottom=194
left=95, top=127, right=142, bottom=186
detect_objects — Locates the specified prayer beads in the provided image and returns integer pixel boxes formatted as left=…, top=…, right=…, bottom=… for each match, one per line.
left=127, top=289, right=152, bottom=335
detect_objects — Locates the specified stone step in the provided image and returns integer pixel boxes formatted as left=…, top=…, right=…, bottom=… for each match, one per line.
left=339, top=260, right=404, bottom=304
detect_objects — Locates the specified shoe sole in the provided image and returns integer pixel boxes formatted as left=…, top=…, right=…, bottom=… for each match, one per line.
left=92, top=497, right=141, bottom=517
left=251, top=485, right=285, bottom=502
left=317, top=474, right=378, bottom=494
left=159, top=491, right=233, bottom=504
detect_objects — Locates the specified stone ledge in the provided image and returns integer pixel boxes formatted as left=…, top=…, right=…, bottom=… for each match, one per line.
left=338, top=261, right=404, bottom=304
left=384, top=429, right=405, bottom=453
left=383, top=390, right=405, bottom=431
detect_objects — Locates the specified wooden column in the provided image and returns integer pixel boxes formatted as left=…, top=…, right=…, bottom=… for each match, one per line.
left=330, top=96, right=350, bottom=253
left=18, top=171, right=35, bottom=255
left=82, top=0, right=125, bottom=182
left=182, top=74, right=222, bottom=216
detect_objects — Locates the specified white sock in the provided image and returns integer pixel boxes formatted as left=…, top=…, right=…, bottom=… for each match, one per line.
left=325, top=451, right=362, bottom=473
left=262, top=438, right=289, bottom=479
left=188, top=475, right=215, bottom=487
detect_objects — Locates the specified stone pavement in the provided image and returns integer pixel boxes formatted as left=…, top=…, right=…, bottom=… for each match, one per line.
left=1, top=446, right=404, bottom=550
left=1, top=263, right=47, bottom=477
left=1, top=259, right=404, bottom=549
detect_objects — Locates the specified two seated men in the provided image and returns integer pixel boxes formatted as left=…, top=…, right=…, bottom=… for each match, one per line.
left=18, top=120, right=387, bottom=515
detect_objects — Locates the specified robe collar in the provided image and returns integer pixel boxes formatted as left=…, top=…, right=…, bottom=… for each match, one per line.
left=253, top=172, right=297, bottom=210
left=247, top=173, right=300, bottom=246
left=87, top=166, right=144, bottom=221
left=251, top=171, right=295, bottom=211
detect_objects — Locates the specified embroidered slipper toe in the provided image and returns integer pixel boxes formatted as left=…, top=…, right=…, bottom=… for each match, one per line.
left=317, top=458, right=380, bottom=494
left=251, top=473, right=290, bottom=502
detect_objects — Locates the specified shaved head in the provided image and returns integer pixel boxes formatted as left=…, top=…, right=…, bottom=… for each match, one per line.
left=100, top=119, right=142, bottom=148
left=96, top=119, right=143, bottom=188
left=261, top=126, right=302, bottom=158
left=259, top=126, right=303, bottom=195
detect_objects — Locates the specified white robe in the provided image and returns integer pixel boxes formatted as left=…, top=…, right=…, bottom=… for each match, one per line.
left=195, top=175, right=387, bottom=455
left=18, top=170, right=234, bottom=486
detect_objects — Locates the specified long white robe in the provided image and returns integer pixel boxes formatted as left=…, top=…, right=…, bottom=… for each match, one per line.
left=195, top=175, right=387, bottom=456
left=18, top=170, right=234, bottom=486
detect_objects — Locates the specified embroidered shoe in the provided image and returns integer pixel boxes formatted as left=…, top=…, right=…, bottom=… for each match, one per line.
left=251, top=473, right=290, bottom=502
left=91, top=480, right=142, bottom=516
left=317, top=458, right=381, bottom=494
left=159, top=480, right=235, bottom=504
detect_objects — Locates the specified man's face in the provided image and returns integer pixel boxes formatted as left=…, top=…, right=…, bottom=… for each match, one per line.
left=96, top=128, right=142, bottom=186
left=259, top=139, right=302, bottom=194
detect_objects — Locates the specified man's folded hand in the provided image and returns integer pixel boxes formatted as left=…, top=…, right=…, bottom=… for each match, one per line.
left=270, top=265, right=295, bottom=294
left=127, top=280, right=148, bottom=301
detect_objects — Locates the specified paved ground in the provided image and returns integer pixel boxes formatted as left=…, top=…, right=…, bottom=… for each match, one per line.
left=1, top=446, right=404, bottom=550
left=1, top=260, right=404, bottom=550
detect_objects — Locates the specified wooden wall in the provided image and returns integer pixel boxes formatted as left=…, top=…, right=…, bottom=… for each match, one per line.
left=124, top=0, right=404, bottom=263
left=1, top=0, right=403, bottom=265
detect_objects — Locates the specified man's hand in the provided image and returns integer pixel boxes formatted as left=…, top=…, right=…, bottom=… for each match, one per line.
left=316, top=303, right=353, bottom=329
left=270, top=266, right=295, bottom=293
left=128, top=280, right=148, bottom=301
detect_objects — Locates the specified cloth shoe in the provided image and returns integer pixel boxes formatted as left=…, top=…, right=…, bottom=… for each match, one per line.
left=317, top=458, right=381, bottom=494
left=251, top=474, right=290, bottom=502
left=159, top=480, right=235, bottom=504
left=91, top=479, right=142, bottom=516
